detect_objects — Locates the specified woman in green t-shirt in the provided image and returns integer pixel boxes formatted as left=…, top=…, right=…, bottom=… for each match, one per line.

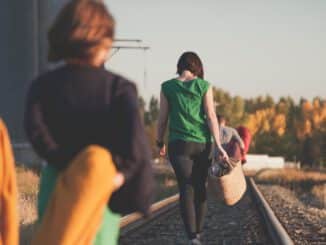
left=157, top=52, right=228, bottom=245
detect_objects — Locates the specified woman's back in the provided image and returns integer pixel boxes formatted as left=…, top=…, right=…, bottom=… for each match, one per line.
left=162, top=78, right=210, bottom=143
left=25, top=64, right=154, bottom=214
left=26, top=64, right=144, bottom=168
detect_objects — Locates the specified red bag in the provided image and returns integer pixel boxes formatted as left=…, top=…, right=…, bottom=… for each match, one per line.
left=237, top=126, right=252, bottom=164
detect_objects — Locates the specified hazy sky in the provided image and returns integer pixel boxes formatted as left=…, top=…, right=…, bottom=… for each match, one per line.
left=104, top=0, right=326, bottom=103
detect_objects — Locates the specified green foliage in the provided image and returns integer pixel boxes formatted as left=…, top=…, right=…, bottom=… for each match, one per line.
left=139, top=96, right=160, bottom=156
left=245, top=95, right=275, bottom=113
left=301, top=129, right=326, bottom=167
left=247, top=96, right=326, bottom=167
left=213, top=88, right=245, bottom=126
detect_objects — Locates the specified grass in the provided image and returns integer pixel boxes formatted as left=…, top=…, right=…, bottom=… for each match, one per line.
left=255, top=168, right=326, bottom=209
left=255, top=168, right=326, bottom=187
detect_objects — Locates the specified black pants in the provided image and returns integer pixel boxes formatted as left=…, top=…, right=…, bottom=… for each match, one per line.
left=168, top=140, right=211, bottom=239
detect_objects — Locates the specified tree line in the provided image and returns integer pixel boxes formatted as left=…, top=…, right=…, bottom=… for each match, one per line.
left=139, top=88, right=326, bottom=168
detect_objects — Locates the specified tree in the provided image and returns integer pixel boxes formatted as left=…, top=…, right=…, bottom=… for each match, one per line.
left=144, top=96, right=159, bottom=126
left=230, top=96, right=245, bottom=126
left=149, top=96, right=159, bottom=122
left=138, top=96, right=146, bottom=123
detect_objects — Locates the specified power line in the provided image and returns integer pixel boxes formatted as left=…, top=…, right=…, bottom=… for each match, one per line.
left=109, top=38, right=150, bottom=89
left=112, top=39, right=150, bottom=50
left=114, top=39, right=142, bottom=43
left=112, top=46, right=150, bottom=50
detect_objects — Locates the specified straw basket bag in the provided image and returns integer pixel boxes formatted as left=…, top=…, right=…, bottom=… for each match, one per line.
left=208, top=159, right=247, bottom=206
left=207, top=143, right=247, bottom=206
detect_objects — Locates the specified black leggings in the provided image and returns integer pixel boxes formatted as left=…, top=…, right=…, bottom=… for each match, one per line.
left=168, top=140, right=211, bottom=239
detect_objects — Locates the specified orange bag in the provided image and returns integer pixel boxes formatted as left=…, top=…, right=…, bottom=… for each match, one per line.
left=0, top=119, right=19, bottom=245
left=32, top=145, right=117, bottom=245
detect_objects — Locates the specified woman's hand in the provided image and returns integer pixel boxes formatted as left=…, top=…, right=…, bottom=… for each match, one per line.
left=159, top=144, right=166, bottom=157
left=113, top=172, right=125, bottom=191
left=157, top=92, right=169, bottom=157
left=218, top=146, right=229, bottom=161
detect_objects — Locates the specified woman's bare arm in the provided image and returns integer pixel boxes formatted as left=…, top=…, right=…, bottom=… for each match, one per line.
left=203, top=86, right=228, bottom=158
left=157, top=91, right=169, bottom=142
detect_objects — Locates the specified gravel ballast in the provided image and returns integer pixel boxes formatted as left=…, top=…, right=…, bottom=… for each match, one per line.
left=258, top=184, right=326, bottom=245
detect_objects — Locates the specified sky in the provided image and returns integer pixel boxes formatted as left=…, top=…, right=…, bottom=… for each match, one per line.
left=104, top=0, right=326, bottom=103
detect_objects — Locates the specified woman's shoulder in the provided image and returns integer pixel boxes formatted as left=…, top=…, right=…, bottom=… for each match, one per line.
left=30, top=66, right=137, bottom=96
left=30, top=64, right=72, bottom=88
left=35, top=64, right=134, bottom=84
left=196, top=78, right=210, bottom=86
left=162, top=78, right=177, bottom=86
left=161, top=79, right=178, bottom=96
left=28, top=68, right=57, bottom=93
left=196, top=78, right=210, bottom=91
left=104, top=70, right=137, bottom=95
left=194, top=78, right=210, bottom=95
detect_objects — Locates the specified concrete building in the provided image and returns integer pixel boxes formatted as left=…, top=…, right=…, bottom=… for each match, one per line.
left=243, top=154, right=285, bottom=170
left=0, top=0, right=68, bottom=141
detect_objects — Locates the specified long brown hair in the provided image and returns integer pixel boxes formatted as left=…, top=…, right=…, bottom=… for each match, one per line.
left=48, top=0, right=115, bottom=62
left=177, top=52, right=204, bottom=79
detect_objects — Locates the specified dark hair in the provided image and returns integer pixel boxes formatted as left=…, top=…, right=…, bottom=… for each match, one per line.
left=48, top=0, right=115, bottom=62
left=217, top=114, right=226, bottom=124
left=177, top=52, right=204, bottom=79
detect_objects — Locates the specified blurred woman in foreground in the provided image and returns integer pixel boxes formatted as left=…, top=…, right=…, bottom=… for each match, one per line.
left=24, top=1, right=153, bottom=244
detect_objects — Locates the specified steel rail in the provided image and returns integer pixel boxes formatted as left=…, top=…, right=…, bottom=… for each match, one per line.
left=248, top=177, right=294, bottom=245
left=120, top=194, right=179, bottom=236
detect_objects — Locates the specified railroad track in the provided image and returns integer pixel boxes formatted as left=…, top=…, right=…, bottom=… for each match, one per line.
left=248, top=178, right=294, bottom=245
left=119, top=177, right=294, bottom=245
left=120, top=194, right=179, bottom=236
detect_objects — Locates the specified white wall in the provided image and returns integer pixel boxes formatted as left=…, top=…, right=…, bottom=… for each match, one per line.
left=243, top=154, right=285, bottom=170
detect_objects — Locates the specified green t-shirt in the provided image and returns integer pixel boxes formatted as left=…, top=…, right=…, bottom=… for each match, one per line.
left=162, top=78, right=211, bottom=143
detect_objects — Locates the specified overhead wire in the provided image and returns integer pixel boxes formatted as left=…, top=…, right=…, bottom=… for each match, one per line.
left=108, top=39, right=150, bottom=89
